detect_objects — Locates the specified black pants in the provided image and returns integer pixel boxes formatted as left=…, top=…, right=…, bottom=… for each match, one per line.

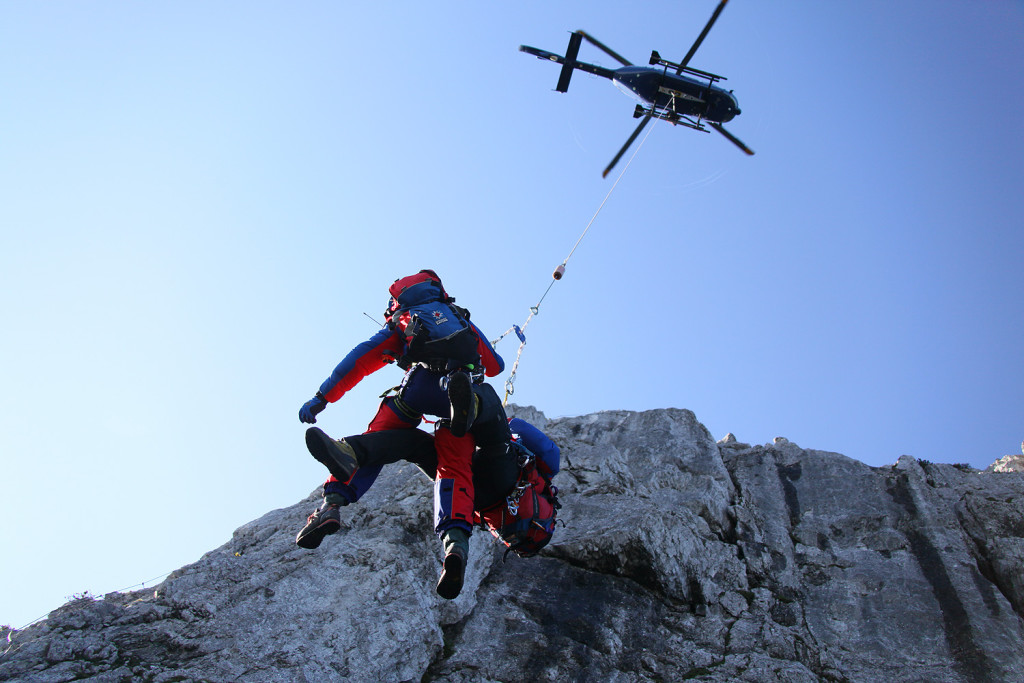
left=342, top=382, right=518, bottom=511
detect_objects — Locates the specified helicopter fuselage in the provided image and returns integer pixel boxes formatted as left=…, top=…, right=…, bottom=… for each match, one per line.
left=611, top=67, right=739, bottom=123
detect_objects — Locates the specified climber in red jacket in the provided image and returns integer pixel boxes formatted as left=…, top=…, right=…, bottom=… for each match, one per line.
left=297, top=270, right=504, bottom=599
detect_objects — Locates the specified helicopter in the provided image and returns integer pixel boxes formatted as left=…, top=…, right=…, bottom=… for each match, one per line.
left=519, top=0, right=753, bottom=177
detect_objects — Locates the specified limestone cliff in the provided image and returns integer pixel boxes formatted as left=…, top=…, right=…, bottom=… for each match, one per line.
left=3, top=407, right=1023, bottom=682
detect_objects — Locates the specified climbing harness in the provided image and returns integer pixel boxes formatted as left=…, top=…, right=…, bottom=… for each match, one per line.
left=493, top=107, right=666, bottom=404
left=504, top=446, right=537, bottom=515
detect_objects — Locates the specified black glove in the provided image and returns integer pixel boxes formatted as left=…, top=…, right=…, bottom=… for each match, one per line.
left=299, top=393, right=328, bottom=424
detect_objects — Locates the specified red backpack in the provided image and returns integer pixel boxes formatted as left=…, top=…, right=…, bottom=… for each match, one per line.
left=475, top=448, right=560, bottom=559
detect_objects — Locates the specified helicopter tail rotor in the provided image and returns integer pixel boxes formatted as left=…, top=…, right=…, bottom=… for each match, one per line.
left=555, top=31, right=583, bottom=93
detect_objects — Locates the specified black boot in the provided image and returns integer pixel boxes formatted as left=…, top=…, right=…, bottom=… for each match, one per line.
left=305, top=427, right=359, bottom=482
left=295, top=503, right=342, bottom=549
left=447, top=372, right=478, bottom=438
left=436, top=527, right=470, bottom=600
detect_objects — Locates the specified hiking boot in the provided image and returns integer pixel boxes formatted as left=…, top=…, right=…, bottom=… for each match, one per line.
left=447, top=372, right=478, bottom=438
left=295, top=503, right=341, bottom=549
left=305, top=427, right=359, bottom=482
left=436, top=527, right=470, bottom=600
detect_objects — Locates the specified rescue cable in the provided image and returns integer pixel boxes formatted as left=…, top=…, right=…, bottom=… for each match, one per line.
left=494, top=108, right=666, bottom=404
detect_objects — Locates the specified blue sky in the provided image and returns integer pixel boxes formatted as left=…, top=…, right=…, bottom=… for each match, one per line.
left=2, top=1, right=1022, bottom=629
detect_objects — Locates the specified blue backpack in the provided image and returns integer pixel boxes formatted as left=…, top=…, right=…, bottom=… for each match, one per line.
left=385, top=271, right=480, bottom=370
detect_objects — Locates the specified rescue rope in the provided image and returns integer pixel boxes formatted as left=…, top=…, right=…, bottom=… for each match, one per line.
left=495, top=110, right=665, bottom=404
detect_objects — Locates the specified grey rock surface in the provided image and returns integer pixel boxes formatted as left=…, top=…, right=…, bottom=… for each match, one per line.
left=3, top=406, right=1023, bottom=682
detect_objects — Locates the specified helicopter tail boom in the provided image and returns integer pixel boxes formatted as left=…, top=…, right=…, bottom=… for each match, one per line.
left=519, top=34, right=615, bottom=92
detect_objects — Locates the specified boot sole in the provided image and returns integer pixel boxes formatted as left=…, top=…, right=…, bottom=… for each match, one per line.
left=305, top=427, right=358, bottom=482
left=447, top=373, right=474, bottom=438
left=436, top=552, right=465, bottom=600
left=295, top=517, right=340, bottom=550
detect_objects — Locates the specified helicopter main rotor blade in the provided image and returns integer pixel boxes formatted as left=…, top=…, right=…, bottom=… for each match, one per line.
left=709, top=122, right=754, bottom=155
left=677, top=0, right=728, bottom=73
left=576, top=30, right=633, bottom=66
left=603, top=110, right=653, bottom=178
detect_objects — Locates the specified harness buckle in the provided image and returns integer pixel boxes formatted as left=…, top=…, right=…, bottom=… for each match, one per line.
left=505, top=483, right=529, bottom=516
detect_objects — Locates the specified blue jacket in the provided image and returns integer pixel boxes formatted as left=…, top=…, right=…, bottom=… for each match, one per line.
left=319, top=322, right=504, bottom=403
left=510, top=417, right=560, bottom=478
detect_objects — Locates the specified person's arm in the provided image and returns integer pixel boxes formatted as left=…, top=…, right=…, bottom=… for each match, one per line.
left=320, top=328, right=402, bottom=401
left=510, top=418, right=560, bottom=477
left=471, top=321, right=505, bottom=376
left=299, top=328, right=403, bottom=423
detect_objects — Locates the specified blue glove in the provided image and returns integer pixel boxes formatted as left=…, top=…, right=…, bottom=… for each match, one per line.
left=299, top=394, right=328, bottom=424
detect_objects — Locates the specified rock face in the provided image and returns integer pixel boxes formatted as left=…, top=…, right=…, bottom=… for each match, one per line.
left=3, top=406, right=1024, bottom=682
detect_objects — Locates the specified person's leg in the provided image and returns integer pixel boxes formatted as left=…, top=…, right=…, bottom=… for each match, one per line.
left=297, top=397, right=423, bottom=549
left=433, top=427, right=475, bottom=599
left=345, top=427, right=437, bottom=478
left=466, top=382, right=512, bottom=448
left=446, top=370, right=479, bottom=438
left=388, top=365, right=477, bottom=599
